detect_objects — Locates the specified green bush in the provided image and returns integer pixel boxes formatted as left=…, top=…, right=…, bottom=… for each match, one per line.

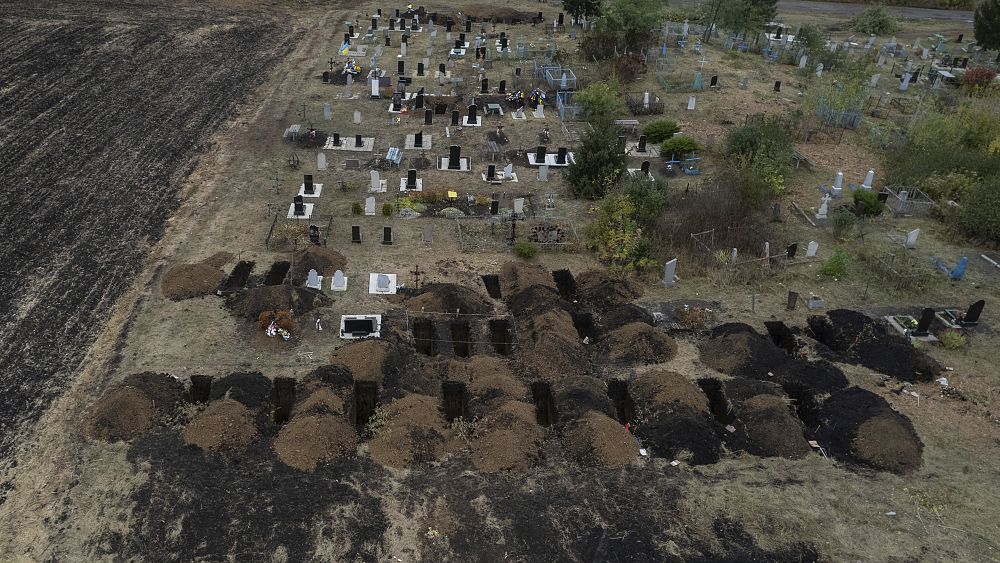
left=736, top=159, right=786, bottom=207
left=623, top=175, right=669, bottom=224
left=642, top=118, right=680, bottom=143
left=920, top=171, right=980, bottom=203
left=513, top=241, right=539, bottom=259
left=853, top=189, right=885, bottom=217
left=939, top=330, right=967, bottom=350
left=567, top=122, right=629, bottom=199
left=351, top=202, right=363, bottom=215
left=959, top=176, right=1000, bottom=242
left=585, top=194, right=654, bottom=271
left=851, top=5, right=899, bottom=35
left=660, top=135, right=701, bottom=156
left=575, top=80, right=625, bottom=122
left=381, top=203, right=393, bottom=217
left=820, top=247, right=850, bottom=277
left=831, top=208, right=858, bottom=240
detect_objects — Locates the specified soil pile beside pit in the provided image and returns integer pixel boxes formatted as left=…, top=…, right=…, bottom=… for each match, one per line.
left=403, top=283, right=494, bottom=315
left=470, top=400, right=545, bottom=471
left=562, top=411, right=637, bottom=468
left=522, top=309, right=589, bottom=380
left=554, top=376, right=616, bottom=422
left=816, top=386, right=923, bottom=474
left=698, top=330, right=788, bottom=377
left=770, top=360, right=849, bottom=395
left=445, top=356, right=527, bottom=411
left=635, top=404, right=722, bottom=465
left=331, top=339, right=392, bottom=382
left=368, top=394, right=454, bottom=468
left=83, top=386, right=159, bottom=442
left=228, top=285, right=331, bottom=319
left=500, top=261, right=557, bottom=296
left=182, top=398, right=258, bottom=452
left=122, top=372, right=185, bottom=410
left=292, top=381, right=346, bottom=417
left=600, top=323, right=677, bottom=365
left=724, top=380, right=810, bottom=460
left=599, top=304, right=653, bottom=332
left=201, top=251, right=234, bottom=268
left=807, top=310, right=942, bottom=382
left=210, top=372, right=272, bottom=409
left=161, top=261, right=225, bottom=300
left=290, top=246, right=347, bottom=285
left=575, top=270, right=642, bottom=312
left=632, top=370, right=709, bottom=413
left=504, top=285, right=566, bottom=318
left=274, top=413, right=357, bottom=471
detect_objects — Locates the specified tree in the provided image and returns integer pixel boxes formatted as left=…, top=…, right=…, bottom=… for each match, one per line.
left=586, top=194, right=654, bottom=271
left=564, top=0, right=602, bottom=21
left=974, top=0, right=1000, bottom=52
left=623, top=176, right=669, bottom=224
left=567, top=124, right=628, bottom=200
left=708, top=0, right=777, bottom=36
left=599, top=0, right=664, bottom=53
left=574, top=80, right=624, bottom=122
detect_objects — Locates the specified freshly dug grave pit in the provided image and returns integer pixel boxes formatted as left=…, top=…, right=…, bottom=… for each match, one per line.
left=368, top=394, right=454, bottom=468
left=444, top=356, right=527, bottom=414
left=599, top=323, right=677, bottom=365
left=330, top=339, right=392, bottom=383
left=262, top=260, right=291, bottom=285
left=289, top=246, right=347, bottom=286
left=723, top=379, right=810, bottom=460
left=562, top=411, right=638, bottom=468
left=481, top=274, right=502, bottom=299
left=521, top=309, right=590, bottom=380
left=471, top=400, right=545, bottom=472
left=807, top=310, right=942, bottom=382
left=122, top=372, right=185, bottom=409
left=228, top=285, right=331, bottom=319
left=500, top=261, right=557, bottom=296
left=607, top=380, right=637, bottom=425
left=551, top=269, right=577, bottom=299
left=698, top=330, right=788, bottom=378
left=83, top=386, right=159, bottom=442
left=554, top=376, right=617, bottom=422
left=403, top=283, right=494, bottom=315
left=816, top=386, right=923, bottom=474
left=209, top=372, right=272, bottom=409
left=488, top=319, right=513, bottom=355
left=273, top=413, right=357, bottom=471
left=635, top=404, right=722, bottom=465
left=160, top=261, right=226, bottom=300
left=631, top=370, right=710, bottom=413
left=182, top=398, right=258, bottom=453
left=574, top=270, right=642, bottom=312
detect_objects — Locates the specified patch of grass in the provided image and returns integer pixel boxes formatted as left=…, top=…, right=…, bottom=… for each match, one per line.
left=939, top=330, right=967, bottom=350
left=820, top=247, right=850, bottom=277
left=513, top=241, right=538, bottom=259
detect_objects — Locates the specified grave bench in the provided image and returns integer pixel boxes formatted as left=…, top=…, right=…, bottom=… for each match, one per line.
left=614, top=119, right=640, bottom=134
left=791, top=150, right=813, bottom=170
left=385, top=147, right=403, bottom=168
left=484, top=140, right=502, bottom=161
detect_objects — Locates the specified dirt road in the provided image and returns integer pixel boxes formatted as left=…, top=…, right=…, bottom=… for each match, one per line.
left=675, top=0, right=974, bottom=21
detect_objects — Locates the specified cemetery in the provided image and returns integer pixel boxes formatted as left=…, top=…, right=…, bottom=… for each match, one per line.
left=3, top=0, right=1000, bottom=561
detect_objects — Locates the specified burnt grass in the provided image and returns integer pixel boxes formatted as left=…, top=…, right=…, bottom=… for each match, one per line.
left=0, top=4, right=292, bottom=468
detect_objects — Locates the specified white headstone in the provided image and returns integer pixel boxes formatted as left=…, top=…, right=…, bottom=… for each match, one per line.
left=833, top=172, right=843, bottom=190
left=538, top=164, right=549, bottom=181
left=376, top=273, right=391, bottom=291
left=815, top=63, right=824, bottom=77
left=323, top=102, right=332, bottom=120
left=869, top=73, right=880, bottom=88
left=370, top=170, right=380, bottom=190
left=862, top=169, right=875, bottom=188
left=730, top=248, right=738, bottom=264
left=513, top=198, right=525, bottom=215
left=816, top=195, right=830, bottom=219
left=921, top=47, right=929, bottom=60
left=900, top=72, right=912, bottom=92
left=663, top=258, right=677, bottom=287
left=799, top=55, right=807, bottom=69
left=905, top=228, right=920, bottom=249
left=354, top=110, right=361, bottom=124
left=763, top=242, right=770, bottom=257
left=400, top=42, right=407, bottom=56
left=371, top=79, right=379, bottom=97
left=317, top=153, right=327, bottom=170
left=643, top=91, right=650, bottom=109
left=687, top=95, right=696, bottom=110
left=503, top=163, right=513, bottom=177
left=365, top=196, right=376, bottom=215
left=332, top=269, right=347, bottom=291
left=806, top=241, right=819, bottom=257
left=307, top=269, right=321, bottom=289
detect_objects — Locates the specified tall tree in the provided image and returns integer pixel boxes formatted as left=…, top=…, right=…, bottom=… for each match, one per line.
left=975, top=0, right=1000, bottom=54
left=564, top=0, right=602, bottom=22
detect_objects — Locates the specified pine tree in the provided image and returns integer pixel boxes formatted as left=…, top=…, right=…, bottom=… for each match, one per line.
left=975, top=0, right=1000, bottom=53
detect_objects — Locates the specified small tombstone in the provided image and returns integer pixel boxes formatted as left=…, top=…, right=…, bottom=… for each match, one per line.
left=424, top=108, right=433, bottom=125
left=364, top=196, right=376, bottom=215
left=451, top=110, right=460, bottom=126
left=370, top=170, right=381, bottom=191
left=961, top=300, right=985, bottom=326
left=306, top=269, right=321, bottom=290
left=376, top=273, right=391, bottom=292
left=332, top=270, right=347, bottom=291
left=640, top=160, right=650, bottom=175
left=417, top=62, right=425, bottom=76
left=637, top=135, right=647, bottom=153
left=786, top=243, right=798, bottom=259
left=904, top=228, right=920, bottom=249
left=833, top=172, right=844, bottom=190
left=869, top=73, right=880, bottom=88
left=710, top=75, right=718, bottom=88
left=490, top=200, right=500, bottom=215
left=806, top=241, right=818, bottom=258
left=662, top=259, right=677, bottom=287
left=900, top=72, right=912, bottom=92
left=799, top=55, right=807, bottom=69
left=774, top=80, right=781, bottom=92
left=912, top=307, right=936, bottom=336
left=323, top=102, right=331, bottom=120
left=414, top=130, right=424, bottom=148
left=317, top=153, right=327, bottom=170
left=447, top=145, right=462, bottom=170
left=499, top=80, right=507, bottom=94
left=862, top=170, right=875, bottom=189
left=815, top=195, right=830, bottom=219
left=687, top=95, right=696, bottom=110
left=422, top=225, right=433, bottom=245
left=513, top=198, right=525, bottom=216
left=353, top=110, right=361, bottom=124
left=535, top=145, right=547, bottom=163
left=487, top=164, right=497, bottom=180
left=739, top=76, right=749, bottom=90
left=331, top=132, right=341, bottom=146
left=351, top=225, right=362, bottom=243
left=382, top=225, right=393, bottom=245
left=467, top=104, right=478, bottom=124
left=556, top=147, right=568, bottom=165
left=355, top=134, right=363, bottom=148
left=293, top=195, right=305, bottom=216
left=538, top=164, right=549, bottom=181
left=309, top=224, right=320, bottom=245
left=815, top=63, right=823, bottom=77
left=406, top=168, right=417, bottom=189
left=787, top=291, right=799, bottom=310
left=481, top=78, right=489, bottom=93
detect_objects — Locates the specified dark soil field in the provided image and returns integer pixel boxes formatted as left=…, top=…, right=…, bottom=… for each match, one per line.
left=0, top=1, right=292, bottom=464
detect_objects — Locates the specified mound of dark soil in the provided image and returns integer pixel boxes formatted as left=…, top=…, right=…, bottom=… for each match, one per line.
left=632, top=370, right=710, bottom=413
left=122, top=372, right=185, bottom=410
left=816, top=387, right=923, bottom=474
left=521, top=309, right=590, bottom=380
left=599, top=304, right=653, bottom=332
left=709, top=322, right=759, bottom=338
left=209, top=372, right=272, bottom=409
left=403, top=283, right=494, bottom=315
left=500, top=261, right=556, bottom=296
left=807, top=310, right=942, bottom=382
left=769, top=360, right=849, bottom=395
left=553, top=376, right=616, bottom=422
left=368, top=394, right=454, bottom=468
left=290, top=246, right=346, bottom=285
left=302, top=364, right=354, bottom=390
left=562, top=411, right=637, bottom=468
left=505, top=284, right=565, bottom=318
left=292, top=380, right=346, bottom=418
left=575, top=270, right=642, bottom=312
left=228, top=285, right=331, bottom=318
left=161, top=262, right=225, bottom=300
left=721, top=381, right=810, bottom=460
left=445, top=356, right=527, bottom=412
left=182, top=398, right=258, bottom=452
left=331, top=339, right=397, bottom=383
left=635, top=404, right=722, bottom=464
left=201, top=251, right=234, bottom=268
left=470, top=400, right=545, bottom=471
left=274, top=413, right=357, bottom=471
left=83, top=386, right=159, bottom=442
left=698, top=331, right=788, bottom=377
left=600, top=323, right=677, bottom=365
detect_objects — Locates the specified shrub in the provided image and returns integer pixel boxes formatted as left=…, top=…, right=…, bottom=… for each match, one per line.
left=623, top=175, right=669, bottom=224
left=575, top=80, right=625, bottom=122
left=820, top=247, right=850, bottom=277
left=736, top=158, right=785, bottom=207
left=351, top=202, right=363, bottom=215
left=963, top=66, right=998, bottom=90
left=513, top=241, right=538, bottom=259
left=959, top=176, right=1000, bottom=242
left=851, top=6, right=899, bottom=35
left=381, top=203, right=393, bottom=217
left=567, top=122, right=629, bottom=199
left=920, top=170, right=980, bottom=203
left=586, top=194, right=654, bottom=271
left=939, top=330, right=967, bottom=350
left=853, top=189, right=885, bottom=217
left=660, top=135, right=701, bottom=156
left=831, top=208, right=858, bottom=241
left=643, top=118, right=680, bottom=143
left=725, top=118, right=794, bottom=169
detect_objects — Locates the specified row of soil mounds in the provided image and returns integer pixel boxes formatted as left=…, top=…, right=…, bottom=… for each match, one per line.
left=696, top=322, right=923, bottom=474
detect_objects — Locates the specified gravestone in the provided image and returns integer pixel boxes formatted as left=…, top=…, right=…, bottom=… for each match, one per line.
left=962, top=300, right=985, bottom=326
left=787, top=291, right=798, bottom=310
left=904, top=228, right=920, bottom=249
left=293, top=195, right=305, bottom=216
left=513, top=198, right=524, bottom=216
left=490, top=200, right=499, bottom=215
left=406, top=168, right=417, bottom=190
left=556, top=147, right=568, bottom=165
left=799, top=55, right=807, bottom=69
left=323, top=102, right=331, bottom=120
left=487, top=164, right=497, bottom=180
left=451, top=110, right=460, bottom=126
left=331, top=132, right=341, bottom=146
left=640, top=161, right=650, bottom=175
left=786, top=243, right=797, bottom=259
left=317, top=153, right=327, bottom=170
left=354, top=110, right=361, bottom=124
left=332, top=270, right=347, bottom=291
left=662, top=259, right=677, bottom=287
left=306, top=269, right=321, bottom=290
left=370, top=170, right=381, bottom=191
left=900, top=72, right=912, bottom=92
left=806, top=241, right=818, bottom=257
left=710, top=75, right=718, bottom=88
left=376, top=273, right=391, bottom=292
left=365, top=196, right=376, bottom=215
left=535, top=145, right=546, bottom=163
left=912, top=308, right=935, bottom=337
left=538, top=164, right=549, bottom=181
left=774, top=80, right=781, bottom=92
left=447, top=145, right=461, bottom=170
left=352, top=225, right=362, bottom=243
left=862, top=170, right=875, bottom=189
left=637, top=135, right=647, bottom=153
left=869, top=73, right=880, bottom=88
left=414, top=130, right=424, bottom=148
left=687, top=95, right=696, bottom=110
left=815, top=195, right=830, bottom=219
left=355, top=134, right=363, bottom=148
left=382, top=226, right=393, bottom=245
left=499, top=80, right=506, bottom=94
